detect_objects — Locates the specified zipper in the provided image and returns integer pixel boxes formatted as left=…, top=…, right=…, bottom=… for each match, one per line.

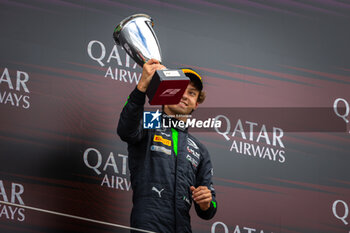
left=172, top=127, right=178, bottom=232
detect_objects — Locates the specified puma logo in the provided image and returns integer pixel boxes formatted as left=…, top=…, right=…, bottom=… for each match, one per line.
left=152, top=186, right=164, bottom=198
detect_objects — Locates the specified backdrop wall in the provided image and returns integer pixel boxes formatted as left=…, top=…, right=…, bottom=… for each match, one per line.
left=1, top=1, right=350, bottom=233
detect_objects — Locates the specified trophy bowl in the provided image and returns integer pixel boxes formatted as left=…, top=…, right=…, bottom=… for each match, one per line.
left=113, top=14, right=190, bottom=105
left=113, top=14, right=162, bottom=67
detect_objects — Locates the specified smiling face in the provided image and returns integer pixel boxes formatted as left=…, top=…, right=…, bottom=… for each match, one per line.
left=163, top=82, right=200, bottom=118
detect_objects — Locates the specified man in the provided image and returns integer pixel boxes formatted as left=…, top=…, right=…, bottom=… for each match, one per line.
left=117, top=59, right=217, bottom=233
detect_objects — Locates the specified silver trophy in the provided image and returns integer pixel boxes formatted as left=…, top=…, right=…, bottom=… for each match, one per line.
left=113, top=14, right=189, bottom=105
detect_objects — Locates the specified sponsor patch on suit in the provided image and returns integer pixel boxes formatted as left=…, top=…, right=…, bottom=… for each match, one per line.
left=187, top=137, right=199, bottom=149
left=150, top=145, right=172, bottom=155
left=153, top=135, right=172, bottom=146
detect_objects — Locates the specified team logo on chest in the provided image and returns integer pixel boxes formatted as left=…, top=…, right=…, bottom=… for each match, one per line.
left=186, top=138, right=201, bottom=168
left=187, top=146, right=200, bottom=159
left=155, top=128, right=171, bottom=137
left=186, top=154, right=199, bottom=168
left=187, top=138, right=199, bottom=149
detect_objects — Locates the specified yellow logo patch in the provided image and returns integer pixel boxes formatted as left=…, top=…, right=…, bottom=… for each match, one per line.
left=153, top=135, right=171, bottom=147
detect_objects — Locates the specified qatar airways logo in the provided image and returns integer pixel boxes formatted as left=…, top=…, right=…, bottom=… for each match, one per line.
left=0, top=180, right=25, bottom=222
left=87, top=40, right=141, bottom=84
left=212, top=222, right=273, bottom=233
left=83, top=148, right=131, bottom=191
left=0, top=67, right=30, bottom=109
left=215, top=115, right=286, bottom=163
left=332, top=200, right=349, bottom=231
left=333, top=98, right=350, bottom=134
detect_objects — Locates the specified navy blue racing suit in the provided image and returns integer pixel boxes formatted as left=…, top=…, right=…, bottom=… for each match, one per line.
left=117, top=87, right=217, bottom=233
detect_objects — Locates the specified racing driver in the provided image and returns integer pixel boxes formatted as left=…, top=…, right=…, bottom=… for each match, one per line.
left=117, top=59, right=217, bottom=232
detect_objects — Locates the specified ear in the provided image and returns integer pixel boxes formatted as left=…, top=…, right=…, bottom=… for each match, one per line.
left=193, top=102, right=199, bottom=111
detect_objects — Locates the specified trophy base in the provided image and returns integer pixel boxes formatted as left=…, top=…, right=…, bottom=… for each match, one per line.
left=146, top=69, right=190, bottom=105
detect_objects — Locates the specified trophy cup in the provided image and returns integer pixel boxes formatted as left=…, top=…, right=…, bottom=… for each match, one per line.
left=113, top=14, right=190, bottom=105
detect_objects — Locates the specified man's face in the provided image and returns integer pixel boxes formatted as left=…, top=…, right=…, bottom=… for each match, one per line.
left=164, top=82, right=200, bottom=116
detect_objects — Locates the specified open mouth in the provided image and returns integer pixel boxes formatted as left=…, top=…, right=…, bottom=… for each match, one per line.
left=179, top=101, right=188, bottom=107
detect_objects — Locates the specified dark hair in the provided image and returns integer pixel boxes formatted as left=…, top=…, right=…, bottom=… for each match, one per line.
left=189, top=81, right=205, bottom=104
left=197, top=90, right=206, bottom=104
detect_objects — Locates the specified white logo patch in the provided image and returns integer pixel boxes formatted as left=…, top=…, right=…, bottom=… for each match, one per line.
left=187, top=138, right=199, bottom=149
left=187, top=146, right=200, bottom=159
left=186, top=154, right=198, bottom=168
left=151, top=145, right=172, bottom=155
left=156, top=128, right=171, bottom=137
left=152, top=186, right=164, bottom=198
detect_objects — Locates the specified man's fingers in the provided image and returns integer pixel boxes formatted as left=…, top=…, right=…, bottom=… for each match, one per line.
left=146, top=58, right=160, bottom=65
left=192, top=186, right=208, bottom=195
left=191, top=186, right=204, bottom=193
left=190, top=186, right=212, bottom=211
left=193, top=192, right=211, bottom=201
left=145, top=63, right=165, bottom=74
left=153, top=64, right=166, bottom=71
left=137, top=58, right=164, bottom=92
left=192, top=189, right=206, bottom=198
left=196, top=197, right=212, bottom=205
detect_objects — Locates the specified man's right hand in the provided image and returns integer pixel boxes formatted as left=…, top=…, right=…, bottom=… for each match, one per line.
left=137, top=59, right=166, bottom=93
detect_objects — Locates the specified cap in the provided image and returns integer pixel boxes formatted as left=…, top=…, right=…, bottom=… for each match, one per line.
left=181, top=68, right=203, bottom=91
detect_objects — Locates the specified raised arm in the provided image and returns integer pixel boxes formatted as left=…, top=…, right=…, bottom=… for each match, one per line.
left=117, top=59, right=165, bottom=143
